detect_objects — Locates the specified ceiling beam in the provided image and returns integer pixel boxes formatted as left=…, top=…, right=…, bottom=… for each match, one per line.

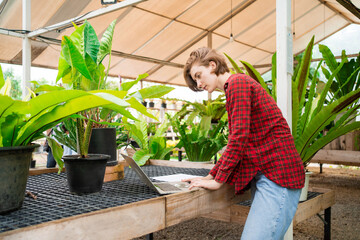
left=28, top=0, right=147, bottom=38
left=336, top=0, right=360, bottom=20
left=147, top=0, right=258, bottom=78
left=32, top=36, right=184, bottom=68
left=319, top=0, right=355, bottom=24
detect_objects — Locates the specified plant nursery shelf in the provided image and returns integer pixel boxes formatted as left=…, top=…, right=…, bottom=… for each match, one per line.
left=0, top=161, right=248, bottom=240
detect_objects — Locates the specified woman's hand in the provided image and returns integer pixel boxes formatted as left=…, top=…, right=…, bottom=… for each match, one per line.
left=181, top=174, right=214, bottom=183
left=188, top=179, right=224, bottom=190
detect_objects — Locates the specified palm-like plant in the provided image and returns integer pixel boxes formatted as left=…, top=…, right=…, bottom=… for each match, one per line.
left=225, top=36, right=360, bottom=167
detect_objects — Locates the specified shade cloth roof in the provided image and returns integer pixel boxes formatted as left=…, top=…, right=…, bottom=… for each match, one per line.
left=0, top=0, right=359, bottom=86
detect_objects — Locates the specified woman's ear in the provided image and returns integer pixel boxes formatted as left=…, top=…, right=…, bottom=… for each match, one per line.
left=209, top=61, right=217, bottom=70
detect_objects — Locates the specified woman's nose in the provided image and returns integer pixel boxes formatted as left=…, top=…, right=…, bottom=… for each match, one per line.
left=196, top=80, right=202, bottom=88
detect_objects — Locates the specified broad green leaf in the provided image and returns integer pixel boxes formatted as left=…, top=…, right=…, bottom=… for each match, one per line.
left=34, top=84, right=65, bottom=93
left=126, top=97, right=157, bottom=120
left=133, top=149, right=152, bottom=166
left=139, top=85, right=174, bottom=99
left=319, top=44, right=340, bottom=83
left=84, top=20, right=100, bottom=63
left=47, top=137, right=64, bottom=173
left=97, top=19, right=116, bottom=65
left=63, top=36, right=93, bottom=81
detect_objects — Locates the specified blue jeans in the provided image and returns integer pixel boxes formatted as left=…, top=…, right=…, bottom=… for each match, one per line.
left=241, top=172, right=301, bottom=240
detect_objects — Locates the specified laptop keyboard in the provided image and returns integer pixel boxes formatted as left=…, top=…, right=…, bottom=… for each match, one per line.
left=154, top=182, right=182, bottom=191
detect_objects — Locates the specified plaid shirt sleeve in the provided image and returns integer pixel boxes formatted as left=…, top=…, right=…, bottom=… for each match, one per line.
left=210, top=76, right=251, bottom=183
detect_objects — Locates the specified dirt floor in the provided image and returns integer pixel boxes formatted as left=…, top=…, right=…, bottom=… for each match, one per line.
left=134, top=165, right=360, bottom=240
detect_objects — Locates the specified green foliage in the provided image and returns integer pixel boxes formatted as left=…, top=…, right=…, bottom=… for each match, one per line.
left=123, top=116, right=174, bottom=166
left=55, top=20, right=174, bottom=158
left=1, top=68, right=22, bottom=100
left=170, top=116, right=228, bottom=162
left=319, top=45, right=360, bottom=101
left=172, top=94, right=227, bottom=123
left=225, top=36, right=360, bottom=167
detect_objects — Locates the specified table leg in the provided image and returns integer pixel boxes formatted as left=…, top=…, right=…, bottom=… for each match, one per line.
left=324, top=207, right=331, bottom=240
left=146, top=233, right=154, bottom=240
left=178, top=150, right=182, bottom=161
left=320, top=163, right=323, bottom=173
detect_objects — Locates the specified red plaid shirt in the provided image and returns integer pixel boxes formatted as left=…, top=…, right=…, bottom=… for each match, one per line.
left=210, top=73, right=305, bottom=194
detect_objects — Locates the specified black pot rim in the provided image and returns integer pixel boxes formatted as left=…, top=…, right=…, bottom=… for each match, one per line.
left=0, top=143, right=40, bottom=152
left=62, top=154, right=111, bottom=161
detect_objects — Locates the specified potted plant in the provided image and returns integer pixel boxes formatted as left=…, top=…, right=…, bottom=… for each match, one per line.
left=53, top=20, right=173, bottom=194
left=226, top=36, right=360, bottom=200
left=0, top=64, right=144, bottom=213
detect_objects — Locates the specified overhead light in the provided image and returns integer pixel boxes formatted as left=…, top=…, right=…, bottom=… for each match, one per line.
left=229, top=33, right=234, bottom=43
left=101, top=0, right=117, bottom=5
left=229, top=0, right=234, bottom=43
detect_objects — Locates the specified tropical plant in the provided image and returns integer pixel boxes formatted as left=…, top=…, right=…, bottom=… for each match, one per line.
left=319, top=45, right=360, bottom=101
left=225, top=36, right=360, bottom=167
left=0, top=65, right=151, bottom=172
left=123, top=115, right=174, bottom=166
left=168, top=94, right=227, bottom=124
left=170, top=115, right=228, bottom=162
left=53, top=19, right=173, bottom=161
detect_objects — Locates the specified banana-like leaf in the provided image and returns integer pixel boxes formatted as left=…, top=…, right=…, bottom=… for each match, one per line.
left=47, top=137, right=64, bottom=173
left=121, top=73, right=148, bottom=91
left=126, top=97, right=157, bottom=120
left=34, top=84, right=65, bottom=93
left=138, top=85, right=174, bottom=99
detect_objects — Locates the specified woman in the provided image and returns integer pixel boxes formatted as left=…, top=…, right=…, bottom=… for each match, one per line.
left=182, top=47, right=305, bottom=239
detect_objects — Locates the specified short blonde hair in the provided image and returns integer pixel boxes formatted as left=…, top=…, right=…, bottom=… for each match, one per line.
left=183, top=47, right=229, bottom=91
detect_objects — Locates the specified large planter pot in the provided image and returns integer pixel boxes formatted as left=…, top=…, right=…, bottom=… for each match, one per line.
left=63, top=154, right=110, bottom=195
left=0, top=144, right=39, bottom=214
left=299, top=171, right=313, bottom=201
left=88, top=128, right=117, bottom=166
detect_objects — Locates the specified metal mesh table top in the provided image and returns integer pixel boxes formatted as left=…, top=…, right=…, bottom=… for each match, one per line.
left=0, top=165, right=210, bottom=234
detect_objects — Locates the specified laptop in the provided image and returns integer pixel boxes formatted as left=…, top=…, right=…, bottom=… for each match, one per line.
left=121, top=153, right=202, bottom=195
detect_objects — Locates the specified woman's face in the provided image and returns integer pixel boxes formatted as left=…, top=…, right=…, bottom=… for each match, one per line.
left=190, top=61, right=217, bottom=93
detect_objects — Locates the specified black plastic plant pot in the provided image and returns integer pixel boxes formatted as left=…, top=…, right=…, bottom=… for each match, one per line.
left=88, top=128, right=117, bottom=166
left=161, top=102, right=167, bottom=108
left=62, top=154, right=110, bottom=195
left=149, top=102, right=155, bottom=108
left=0, top=144, right=40, bottom=214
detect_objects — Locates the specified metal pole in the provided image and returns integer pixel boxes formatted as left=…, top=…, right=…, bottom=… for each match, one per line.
left=276, top=0, right=293, bottom=131
left=277, top=1, right=294, bottom=240
left=22, top=0, right=31, bottom=99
